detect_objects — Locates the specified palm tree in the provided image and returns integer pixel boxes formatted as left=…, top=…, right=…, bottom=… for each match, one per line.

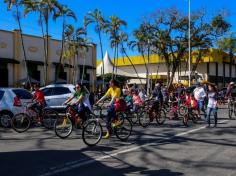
left=37, top=0, right=61, bottom=84
left=4, top=0, right=31, bottom=87
left=118, top=32, right=143, bottom=84
left=24, top=0, right=47, bottom=85
left=105, top=15, right=127, bottom=78
left=84, top=9, right=107, bottom=86
left=63, top=25, right=88, bottom=84
left=218, top=33, right=236, bottom=82
left=53, top=4, right=77, bottom=82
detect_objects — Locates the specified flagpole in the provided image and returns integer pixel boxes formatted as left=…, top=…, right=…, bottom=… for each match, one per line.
left=188, top=0, right=191, bottom=86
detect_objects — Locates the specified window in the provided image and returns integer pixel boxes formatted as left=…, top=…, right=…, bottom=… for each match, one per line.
left=12, top=89, right=33, bottom=99
left=52, top=87, right=71, bottom=96
left=0, top=90, right=4, bottom=100
left=41, top=88, right=54, bottom=96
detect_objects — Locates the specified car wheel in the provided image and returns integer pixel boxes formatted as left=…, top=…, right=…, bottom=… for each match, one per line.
left=0, top=112, right=13, bottom=128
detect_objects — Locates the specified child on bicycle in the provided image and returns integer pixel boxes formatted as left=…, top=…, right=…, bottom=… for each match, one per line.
left=132, top=89, right=143, bottom=112
left=169, top=92, right=178, bottom=119
left=185, top=93, right=198, bottom=114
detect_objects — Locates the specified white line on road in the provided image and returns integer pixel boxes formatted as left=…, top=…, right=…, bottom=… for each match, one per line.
left=39, top=120, right=229, bottom=176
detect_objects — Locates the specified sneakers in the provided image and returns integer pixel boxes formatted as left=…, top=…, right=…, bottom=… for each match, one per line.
left=111, top=120, right=122, bottom=128
left=104, top=131, right=110, bottom=139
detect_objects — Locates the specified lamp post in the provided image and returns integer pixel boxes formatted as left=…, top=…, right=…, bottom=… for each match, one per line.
left=188, top=0, right=191, bottom=86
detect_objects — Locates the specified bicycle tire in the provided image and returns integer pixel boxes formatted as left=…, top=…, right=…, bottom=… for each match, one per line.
left=82, top=119, right=103, bottom=146
left=11, top=113, right=31, bottom=133
left=183, top=114, right=189, bottom=127
left=228, top=103, right=233, bottom=119
left=156, top=109, right=166, bottom=125
left=114, top=113, right=132, bottom=141
left=54, top=116, right=73, bottom=139
left=42, top=109, right=59, bottom=129
left=138, top=110, right=151, bottom=128
left=191, top=113, right=198, bottom=124
left=178, top=106, right=188, bottom=116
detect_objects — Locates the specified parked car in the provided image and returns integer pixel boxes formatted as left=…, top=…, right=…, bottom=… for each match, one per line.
left=0, top=88, right=33, bottom=127
left=40, top=84, right=76, bottom=109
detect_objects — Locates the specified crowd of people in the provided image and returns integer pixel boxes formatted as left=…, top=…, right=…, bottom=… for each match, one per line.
left=28, top=79, right=236, bottom=139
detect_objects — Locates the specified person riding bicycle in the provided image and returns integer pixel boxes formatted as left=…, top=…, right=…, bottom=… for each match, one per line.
left=185, top=93, right=198, bottom=114
left=149, top=83, right=164, bottom=121
left=193, top=81, right=207, bottom=118
left=95, top=79, right=125, bottom=139
left=32, top=84, right=46, bottom=118
left=64, top=83, right=91, bottom=126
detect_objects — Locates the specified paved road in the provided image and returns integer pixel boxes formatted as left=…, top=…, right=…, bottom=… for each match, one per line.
left=0, top=107, right=235, bottom=176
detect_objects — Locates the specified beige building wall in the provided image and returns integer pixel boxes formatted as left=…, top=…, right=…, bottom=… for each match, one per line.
left=0, top=29, right=96, bottom=88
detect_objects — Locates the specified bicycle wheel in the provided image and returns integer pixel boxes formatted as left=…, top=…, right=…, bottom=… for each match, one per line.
left=183, top=114, right=189, bottom=127
left=191, top=113, right=198, bottom=123
left=11, top=113, right=31, bottom=133
left=228, top=103, right=233, bottom=119
left=82, top=119, right=103, bottom=146
left=54, top=116, right=73, bottom=139
left=156, top=109, right=166, bottom=125
left=42, top=109, right=59, bottom=129
left=114, top=113, right=132, bottom=141
left=138, top=110, right=151, bottom=128
left=178, top=106, right=188, bottom=116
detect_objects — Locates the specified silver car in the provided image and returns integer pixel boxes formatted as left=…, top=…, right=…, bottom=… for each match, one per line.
left=0, top=88, right=33, bottom=127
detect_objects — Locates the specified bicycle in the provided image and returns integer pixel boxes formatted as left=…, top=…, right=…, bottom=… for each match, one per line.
left=54, top=104, right=96, bottom=139
left=138, top=99, right=166, bottom=128
left=182, top=107, right=198, bottom=127
left=82, top=104, right=132, bottom=146
left=227, top=97, right=235, bottom=119
left=11, top=102, right=59, bottom=133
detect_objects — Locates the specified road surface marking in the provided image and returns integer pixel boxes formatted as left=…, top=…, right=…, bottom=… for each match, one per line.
left=39, top=119, right=229, bottom=176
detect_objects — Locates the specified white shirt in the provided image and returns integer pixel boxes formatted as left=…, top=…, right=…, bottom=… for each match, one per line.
left=193, top=87, right=206, bottom=101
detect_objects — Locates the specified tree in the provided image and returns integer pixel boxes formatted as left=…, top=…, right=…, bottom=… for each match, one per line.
left=146, top=8, right=230, bottom=89
left=84, top=9, right=107, bottom=87
left=118, top=32, right=143, bottom=84
left=37, top=0, right=61, bottom=84
left=129, top=23, right=152, bottom=94
left=105, top=15, right=127, bottom=78
left=63, top=25, right=88, bottom=84
left=218, top=33, right=236, bottom=81
left=53, top=4, right=77, bottom=82
left=4, top=0, right=31, bottom=87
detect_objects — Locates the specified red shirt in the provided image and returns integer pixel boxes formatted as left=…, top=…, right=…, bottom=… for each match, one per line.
left=185, top=98, right=198, bottom=110
left=33, top=89, right=45, bottom=104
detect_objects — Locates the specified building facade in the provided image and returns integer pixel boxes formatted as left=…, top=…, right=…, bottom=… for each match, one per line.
left=0, top=29, right=96, bottom=90
left=97, top=49, right=236, bottom=88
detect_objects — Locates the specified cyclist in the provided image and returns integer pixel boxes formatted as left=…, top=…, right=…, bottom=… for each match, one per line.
left=64, top=83, right=91, bottom=126
left=193, top=81, right=207, bottom=118
left=149, top=83, right=164, bottom=121
left=32, top=84, right=46, bottom=119
left=206, top=84, right=218, bottom=127
left=95, top=79, right=124, bottom=139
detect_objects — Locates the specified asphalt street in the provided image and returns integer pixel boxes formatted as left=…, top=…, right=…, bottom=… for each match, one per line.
left=0, top=106, right=235, bottom=176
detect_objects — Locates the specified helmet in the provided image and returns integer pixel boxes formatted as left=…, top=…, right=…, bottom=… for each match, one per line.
left=229, top=82, right=235, bottom=85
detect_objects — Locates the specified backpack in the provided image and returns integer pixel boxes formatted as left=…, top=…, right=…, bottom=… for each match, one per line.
left=114, top=98, right=127, bottom=112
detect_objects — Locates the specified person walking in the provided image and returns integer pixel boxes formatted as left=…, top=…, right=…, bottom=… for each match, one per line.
left=206, top=84, right=218, bottom=127
left=193, top=81, right=207, bottom=118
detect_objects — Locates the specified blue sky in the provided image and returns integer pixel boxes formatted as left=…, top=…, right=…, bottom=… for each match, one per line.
left=0, top=0, right=236, bottom=60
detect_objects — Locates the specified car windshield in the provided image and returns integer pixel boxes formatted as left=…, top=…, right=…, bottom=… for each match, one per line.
left=12, top=89, right=33, bottom=99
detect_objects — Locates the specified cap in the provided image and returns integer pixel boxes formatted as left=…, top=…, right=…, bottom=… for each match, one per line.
left=229, top=82, right=235, bottom=85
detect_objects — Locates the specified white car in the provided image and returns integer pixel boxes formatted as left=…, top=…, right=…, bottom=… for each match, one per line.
left=0, top=88, right=33, bottom=127
left=40, top=84, right=75, bottom=109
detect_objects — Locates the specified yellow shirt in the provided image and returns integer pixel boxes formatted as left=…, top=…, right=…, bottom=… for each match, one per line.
left=105, top=86, right=121, bottom=98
